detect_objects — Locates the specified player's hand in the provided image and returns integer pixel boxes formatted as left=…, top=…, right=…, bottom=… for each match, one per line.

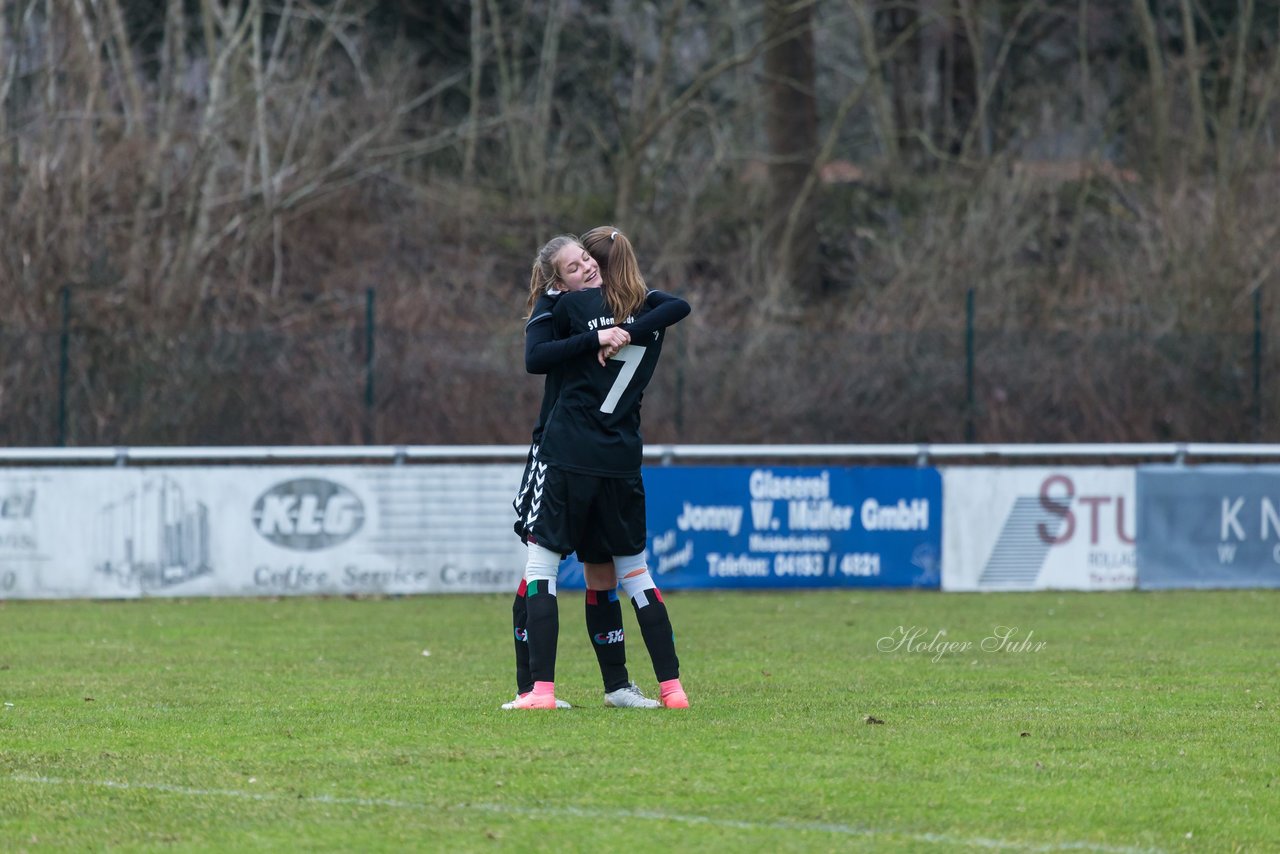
left=597, top=327, right=630, bottom=349
left=596, top=327, right=629, bottom=365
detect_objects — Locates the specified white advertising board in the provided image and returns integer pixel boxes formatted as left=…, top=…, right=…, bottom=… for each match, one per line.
left=942, top=467, right=1136, bottom=591
left=0, top=466, right=527, bottom=599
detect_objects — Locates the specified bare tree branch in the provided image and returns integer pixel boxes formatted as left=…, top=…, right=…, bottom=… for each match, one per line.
left=101, top=0, right=145, bottom=132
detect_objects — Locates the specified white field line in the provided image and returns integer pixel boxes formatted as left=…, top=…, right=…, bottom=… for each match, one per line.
left=9, top=774, right=1163, bottom=854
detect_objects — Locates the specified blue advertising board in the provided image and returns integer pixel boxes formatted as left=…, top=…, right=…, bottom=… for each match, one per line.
left=561, top=465, right=941, bottom=590
left=1137, top=466, right=1280, bottom=589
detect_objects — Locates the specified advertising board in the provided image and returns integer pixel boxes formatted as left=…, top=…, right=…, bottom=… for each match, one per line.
left=942, top=467, right=1135, bottom=591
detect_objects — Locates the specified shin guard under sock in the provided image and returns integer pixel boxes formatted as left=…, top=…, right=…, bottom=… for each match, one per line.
left=512, top=580, right=532, bottom=695
left=630, top=587, right=680, bottom=683
left=585, top=588, right=629, bottom=692
left=525, top=579, right=559, bottom=684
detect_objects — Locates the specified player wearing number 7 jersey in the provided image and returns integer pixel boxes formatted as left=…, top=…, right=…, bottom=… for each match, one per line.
left=512, top=226, right=691, bottom=710
left=537, top=289, right=671, bottom=474
left=508, top=241, right=692, bottom=711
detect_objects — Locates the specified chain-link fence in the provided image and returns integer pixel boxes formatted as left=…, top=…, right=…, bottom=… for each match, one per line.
left=2, top=289, right=1272, bottom=448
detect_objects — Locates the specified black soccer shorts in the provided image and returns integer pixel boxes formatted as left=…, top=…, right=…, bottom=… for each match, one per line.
left=512, top=444, right=542, bottom=542
left=524, top=464, right=647, bottom=564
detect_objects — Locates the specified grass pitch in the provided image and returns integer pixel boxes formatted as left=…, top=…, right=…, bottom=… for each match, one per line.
left=1, top=589, right=1276, bottom=852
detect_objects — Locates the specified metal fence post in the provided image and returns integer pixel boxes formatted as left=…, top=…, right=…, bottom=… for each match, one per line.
left=675, top=326, right=685, bottom=435
left=365, top=287, right=376, bottom=444
left=1254, top=287, right=1263, bottom=440
left=965, top=288, right=975, bottom=443
left=57, top=285, right=71, bottom=447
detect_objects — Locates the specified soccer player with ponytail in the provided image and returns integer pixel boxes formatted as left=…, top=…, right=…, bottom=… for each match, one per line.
left=505, top=235, right=628, bottom=710
left=578, top=226, right=689, bottom=708
left=511, top=226, right=691, bottom=711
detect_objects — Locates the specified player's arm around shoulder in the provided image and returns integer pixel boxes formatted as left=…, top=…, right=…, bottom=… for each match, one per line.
left=621, top=289, right=690, bottom=338
left=525, top=293, right=598, bottom=374
left=524, top=293, right=559, bottom=375
left=646, top=289, right=691, bottom=323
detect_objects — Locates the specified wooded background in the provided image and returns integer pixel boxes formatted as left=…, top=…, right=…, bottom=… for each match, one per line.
left=2, top=0, right=1279, bottom=447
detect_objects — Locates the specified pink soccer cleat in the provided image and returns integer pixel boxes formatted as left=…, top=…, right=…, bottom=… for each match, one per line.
left=502, top=693, right=571, bottom=710
left=507, top=681, right=558, bottom=710
left=659, top=679, right=689, bottom=709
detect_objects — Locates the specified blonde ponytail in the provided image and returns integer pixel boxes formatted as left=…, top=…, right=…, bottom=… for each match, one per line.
left=524, top=234, right=581, bottom=317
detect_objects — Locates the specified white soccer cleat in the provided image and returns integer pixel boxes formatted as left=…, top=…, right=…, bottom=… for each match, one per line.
left=603, top=682, right=661, bottom=709
left=501, top=693, right=571, bottom=710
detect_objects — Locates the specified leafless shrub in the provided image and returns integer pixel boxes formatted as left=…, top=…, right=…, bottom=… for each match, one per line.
left=2, top=2, right=1280, bottom=447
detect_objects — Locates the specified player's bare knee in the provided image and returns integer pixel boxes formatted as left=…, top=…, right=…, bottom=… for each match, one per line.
left=583, top=562, right=615, bottom=591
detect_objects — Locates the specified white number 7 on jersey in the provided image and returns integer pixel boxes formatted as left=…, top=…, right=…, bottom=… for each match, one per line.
left=601, top=344, right=646, bottom=413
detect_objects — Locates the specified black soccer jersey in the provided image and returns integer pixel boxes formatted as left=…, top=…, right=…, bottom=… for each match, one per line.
left=523, top=291, right=599, bottom=444
left=536, top=287, right=676, bottom=477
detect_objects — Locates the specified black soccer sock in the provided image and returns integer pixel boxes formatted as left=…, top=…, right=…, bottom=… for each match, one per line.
left=524, top=579, right=559, bottom=684
left=585, top=588, right=629, bottom=692
left=630, top=587, right=680, bottom=683
left=512, top=580, right=532, bottom=695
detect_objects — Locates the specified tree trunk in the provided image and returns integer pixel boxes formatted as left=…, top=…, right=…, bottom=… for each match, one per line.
left=1177, top=0, right=1207, bottom=169
left=852, top=1, right=899, bottom=168
left=763, top=0, right=820, bottom=300
left=918, top=0, right=947, bottom=149
left=958, top=0, right=1001, bottom=160
left=463, top=0, right=483, bottom=181
left=1132, top=0, right=1169, bottom=186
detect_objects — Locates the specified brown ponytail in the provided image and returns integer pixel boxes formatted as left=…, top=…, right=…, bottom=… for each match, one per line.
left=581, top=226, right=647, bottom=323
